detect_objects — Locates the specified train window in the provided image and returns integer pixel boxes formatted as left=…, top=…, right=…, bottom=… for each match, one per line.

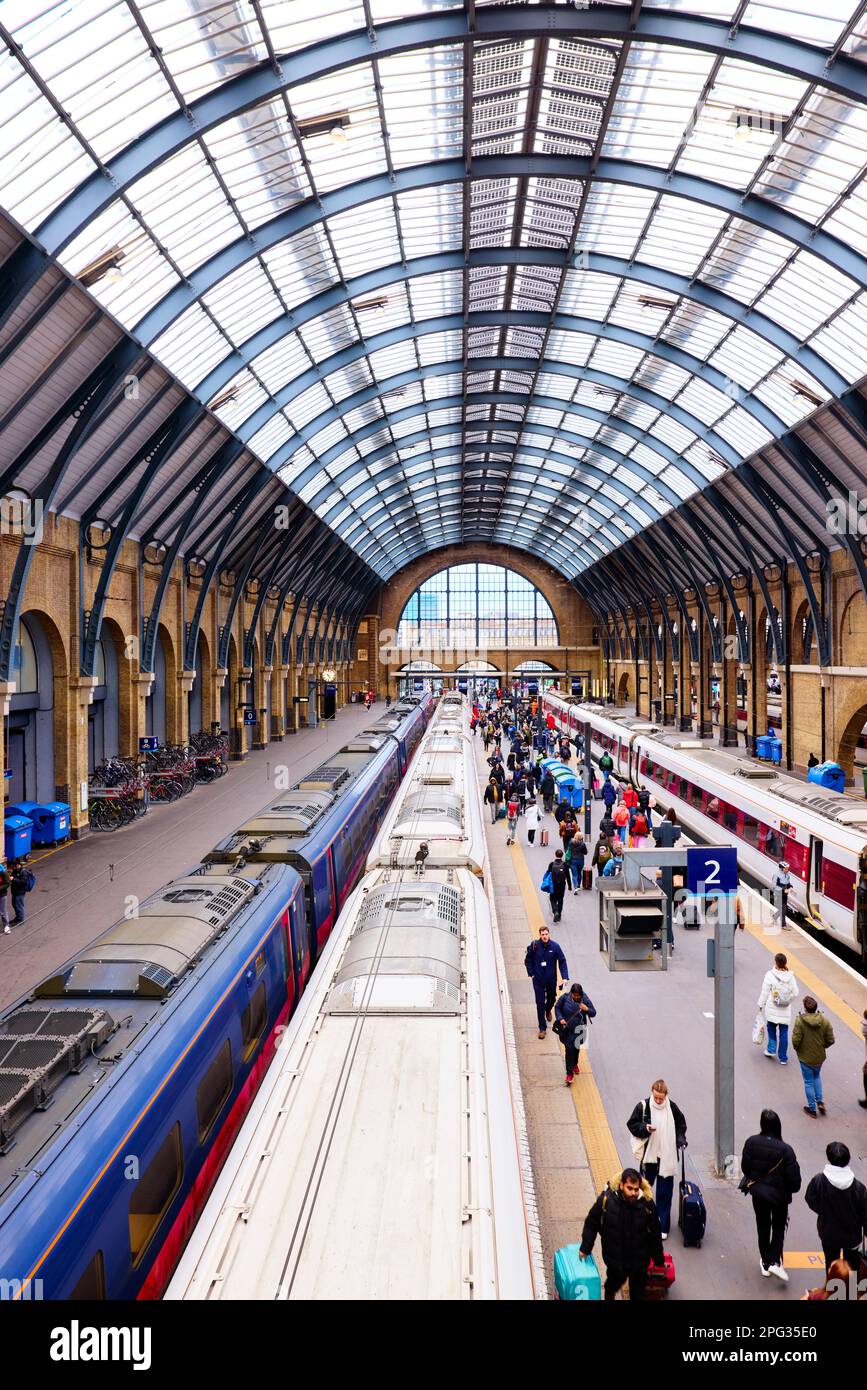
left=69, top=1250, right=106, bottom=1300
left=678, top=778, right=689, bottom=800
left=706, top=797, right=721, bottom=822
left=196, top=1040, right=233, bottom=1143
left=821, top=857, right=855, bottom=909
left=723, top=805, right=738, bottom=833
left=764, top=827, right=782, bottom=858
left=241, top=982, right=267, bottom=1061
left=690, top=783, right=703, bottom=809
left=129, top=1124, right=183, bottom=1267
left=742, top=814, right=759, bottom=846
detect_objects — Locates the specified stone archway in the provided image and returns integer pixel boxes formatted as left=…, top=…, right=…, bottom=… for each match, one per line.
left=10, top=609, right=69, bottom=803
left=836, top=697, right=867, bottom=783
left=617, top=670, right=630, bottom=705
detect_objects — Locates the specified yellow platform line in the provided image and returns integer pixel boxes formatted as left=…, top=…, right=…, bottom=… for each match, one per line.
left=508, top=822, right=619, bottom=1192
left=742, top=911, right=865, bottom=1039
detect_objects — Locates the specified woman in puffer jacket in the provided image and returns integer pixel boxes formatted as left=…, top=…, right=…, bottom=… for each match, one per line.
left=740, top=1109, right=801, bottom=1283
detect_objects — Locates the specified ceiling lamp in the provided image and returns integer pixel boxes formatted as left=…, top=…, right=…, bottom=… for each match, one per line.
left=297, top=110, right=351, bottom=142
left=76, top=246, right=126, bottom=288
left=790, top=379, right=823, bottom=408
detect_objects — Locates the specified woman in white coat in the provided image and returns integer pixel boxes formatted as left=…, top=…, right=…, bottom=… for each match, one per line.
left=757, top=951, right=799, bottom=1065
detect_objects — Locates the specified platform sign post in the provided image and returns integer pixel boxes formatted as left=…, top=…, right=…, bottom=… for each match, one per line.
left=687, top=847, right=737, bottom=1176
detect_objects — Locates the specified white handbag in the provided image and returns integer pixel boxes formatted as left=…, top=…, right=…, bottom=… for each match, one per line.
left=752, top=1013, right=766, bottom=1046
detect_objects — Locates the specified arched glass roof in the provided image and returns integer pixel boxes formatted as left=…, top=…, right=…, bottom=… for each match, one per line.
left=3, top=0, right=867, bottom=580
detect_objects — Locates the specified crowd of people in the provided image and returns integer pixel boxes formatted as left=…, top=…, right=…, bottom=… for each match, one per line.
left=470, top=686, right=867, bottom=1302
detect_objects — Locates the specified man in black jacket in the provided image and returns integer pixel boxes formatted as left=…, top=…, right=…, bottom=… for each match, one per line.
left=579, top=1169, right=665, bottom=1300
left=805, top=1141, right=867, bottom=1274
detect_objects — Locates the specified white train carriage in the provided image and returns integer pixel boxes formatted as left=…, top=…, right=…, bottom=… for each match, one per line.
left=540, top=692, right=867, bottom=962
left=168, top=709, right=542, bottom=1303
left=367, top=709, right=486, bottom=878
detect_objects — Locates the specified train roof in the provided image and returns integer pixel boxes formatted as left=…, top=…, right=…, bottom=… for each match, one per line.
left=167, top=867, right=529, bottom=1301
left=566, top=701, right=867, bottom=836
left=209, top=732, right=400, bottom=861
left=0, top=861, right=290, bottom=1197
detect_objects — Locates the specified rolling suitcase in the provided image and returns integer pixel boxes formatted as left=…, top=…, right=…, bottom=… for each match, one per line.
left=582, top=868, right=592, bottom=890
left=540, top=828, right=549, bottom=847
left=644, top=1252, right=676, bottom=1299
left=553, top=1245, right=601, bottom=1301
left=678, top=1151, right=707, bottom=1247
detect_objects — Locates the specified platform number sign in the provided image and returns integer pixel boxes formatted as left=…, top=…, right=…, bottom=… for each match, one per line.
left=686, top=846, right=737, bottom=897
left=138, top=736, right=158, bottom=752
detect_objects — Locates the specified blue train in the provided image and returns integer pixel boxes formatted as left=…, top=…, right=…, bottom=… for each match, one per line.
left=0, top=695, right=432, bottom=1301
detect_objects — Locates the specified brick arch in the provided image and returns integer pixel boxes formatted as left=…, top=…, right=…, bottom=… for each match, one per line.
left=835, top=690, right=867, bottom=781
left=839, top=590, right=867, bottom=667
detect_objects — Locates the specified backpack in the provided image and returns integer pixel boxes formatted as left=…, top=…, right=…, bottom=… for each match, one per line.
left=632, top=814, right=648, bottom=836
left=20, top=869, right=35, bottom=892
left=507, top=799, right=519, bottom=819
left=550, top=861, right=567, bottom=885
left=770, top=974, right=795, bottom=1008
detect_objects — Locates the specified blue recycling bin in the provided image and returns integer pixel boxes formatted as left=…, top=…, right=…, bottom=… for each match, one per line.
left=7, top=800, right=70, bottom=845
left=4, top=815, right=33, bottom=861
left=767, top=738, right=782, bottom=765
left=755, top=735, right=772, bottom=760
left=808, top=761, right=846, bottom=793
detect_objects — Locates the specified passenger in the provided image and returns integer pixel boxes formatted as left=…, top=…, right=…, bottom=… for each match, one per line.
left=483, top=776, right=501, bottom=825
left=792, top=996, right=835, bottom=1117
left=566, top=833, right=587, bottom=894
left=554, top=982, right=596, bottom=1084
left=739, top=1108, right=801, bottom=1282
left=546, top=848, right=569, bottom=923
left=601, top=842, right=625, bottom=877
left=523, top=925, right=568, bottom=1039
left=578, top=1168, right=665, bottom=1301
left=622, top=783, right=639, bottom=812
left=0, top=861, right=10, bottom=935
left=805, top=1142, right=867, bottom=1273
left=601, top=777, right=618, bottom=811
left=526, top=800, right=541, bottom=846
left=516, top=772, right=529, bottom=815
left=599, top=750, right=614, bottom=779
left=772, top=860, right=792, bottom=929
left=413, top=842, right=429, bottom=879
left=626, top=1079, right=687, bottom=1241
left=757, top=951, right=799, bottom=1065
left=599, top=809, right=616, bottom=840
left=10, top=859, right=33, bottom=927
left=591, top=834, right=612, bottom=880
left=861, top=1009, right=867, bottom=1109
left=613, top=802, right=630, bottom=842
left=505, top=794, right=519, bottom=846
left=554, top=798, right=573, bottom=824
left=630, top=808, right=649, bottom=849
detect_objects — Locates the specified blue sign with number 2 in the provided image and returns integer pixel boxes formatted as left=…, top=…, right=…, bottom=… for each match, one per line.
left=686, top=846, right=738, bottom=896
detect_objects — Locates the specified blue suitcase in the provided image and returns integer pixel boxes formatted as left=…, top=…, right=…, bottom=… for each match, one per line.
left=553, top=1245, right=601, bottom=1300
left=678, top=1152, right=706, bottom=1247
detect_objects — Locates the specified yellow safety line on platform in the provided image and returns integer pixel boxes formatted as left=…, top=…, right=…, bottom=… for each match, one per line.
left=742, top=914, right=865, bottom=1040
left=509, top=825, right=619, bottom=1192
left=783, top=1252, right=827, bottom=1270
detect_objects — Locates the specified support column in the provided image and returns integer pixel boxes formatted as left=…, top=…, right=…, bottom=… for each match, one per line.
left=177, top=669, right=195, bottom=744
left=69, top=675, right=99, bottom=836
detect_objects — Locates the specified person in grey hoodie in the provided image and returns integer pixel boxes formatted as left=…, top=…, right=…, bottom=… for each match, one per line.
left=805, top=1142, right=867, bottom=1274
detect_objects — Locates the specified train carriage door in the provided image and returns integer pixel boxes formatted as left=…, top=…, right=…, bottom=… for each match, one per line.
left=806, top=837, right=824, bottom=921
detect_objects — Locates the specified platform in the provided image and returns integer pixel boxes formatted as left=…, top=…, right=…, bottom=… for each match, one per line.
left=474, top=736, right=867, bottom=1300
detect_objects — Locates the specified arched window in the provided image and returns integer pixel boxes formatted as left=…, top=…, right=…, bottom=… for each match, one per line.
left=397, top=564, right=558, bottom=649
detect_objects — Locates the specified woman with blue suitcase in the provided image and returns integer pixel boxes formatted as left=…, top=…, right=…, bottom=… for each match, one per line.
left=627, top=1080, right=688, bottom=1240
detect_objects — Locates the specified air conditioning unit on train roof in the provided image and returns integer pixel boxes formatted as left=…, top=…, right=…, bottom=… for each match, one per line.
left=666, top=740, right=706, bottom=750
left=734, top=762, right=779, bottom=779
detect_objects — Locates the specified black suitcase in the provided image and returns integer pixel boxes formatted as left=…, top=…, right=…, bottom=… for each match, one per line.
left=582, top=868, right=593, bottom=890
left=678, top=1151, right=706, bottom=1247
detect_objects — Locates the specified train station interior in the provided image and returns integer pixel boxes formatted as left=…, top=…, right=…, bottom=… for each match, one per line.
left=0, top=0, right=866, bottom=1327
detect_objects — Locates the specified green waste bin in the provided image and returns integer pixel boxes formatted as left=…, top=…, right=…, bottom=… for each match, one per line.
left=862, top=767, right=867, bottom=799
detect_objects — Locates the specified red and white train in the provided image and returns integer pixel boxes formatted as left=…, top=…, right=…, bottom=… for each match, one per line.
left=540, top=692, right=867, bottom=964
